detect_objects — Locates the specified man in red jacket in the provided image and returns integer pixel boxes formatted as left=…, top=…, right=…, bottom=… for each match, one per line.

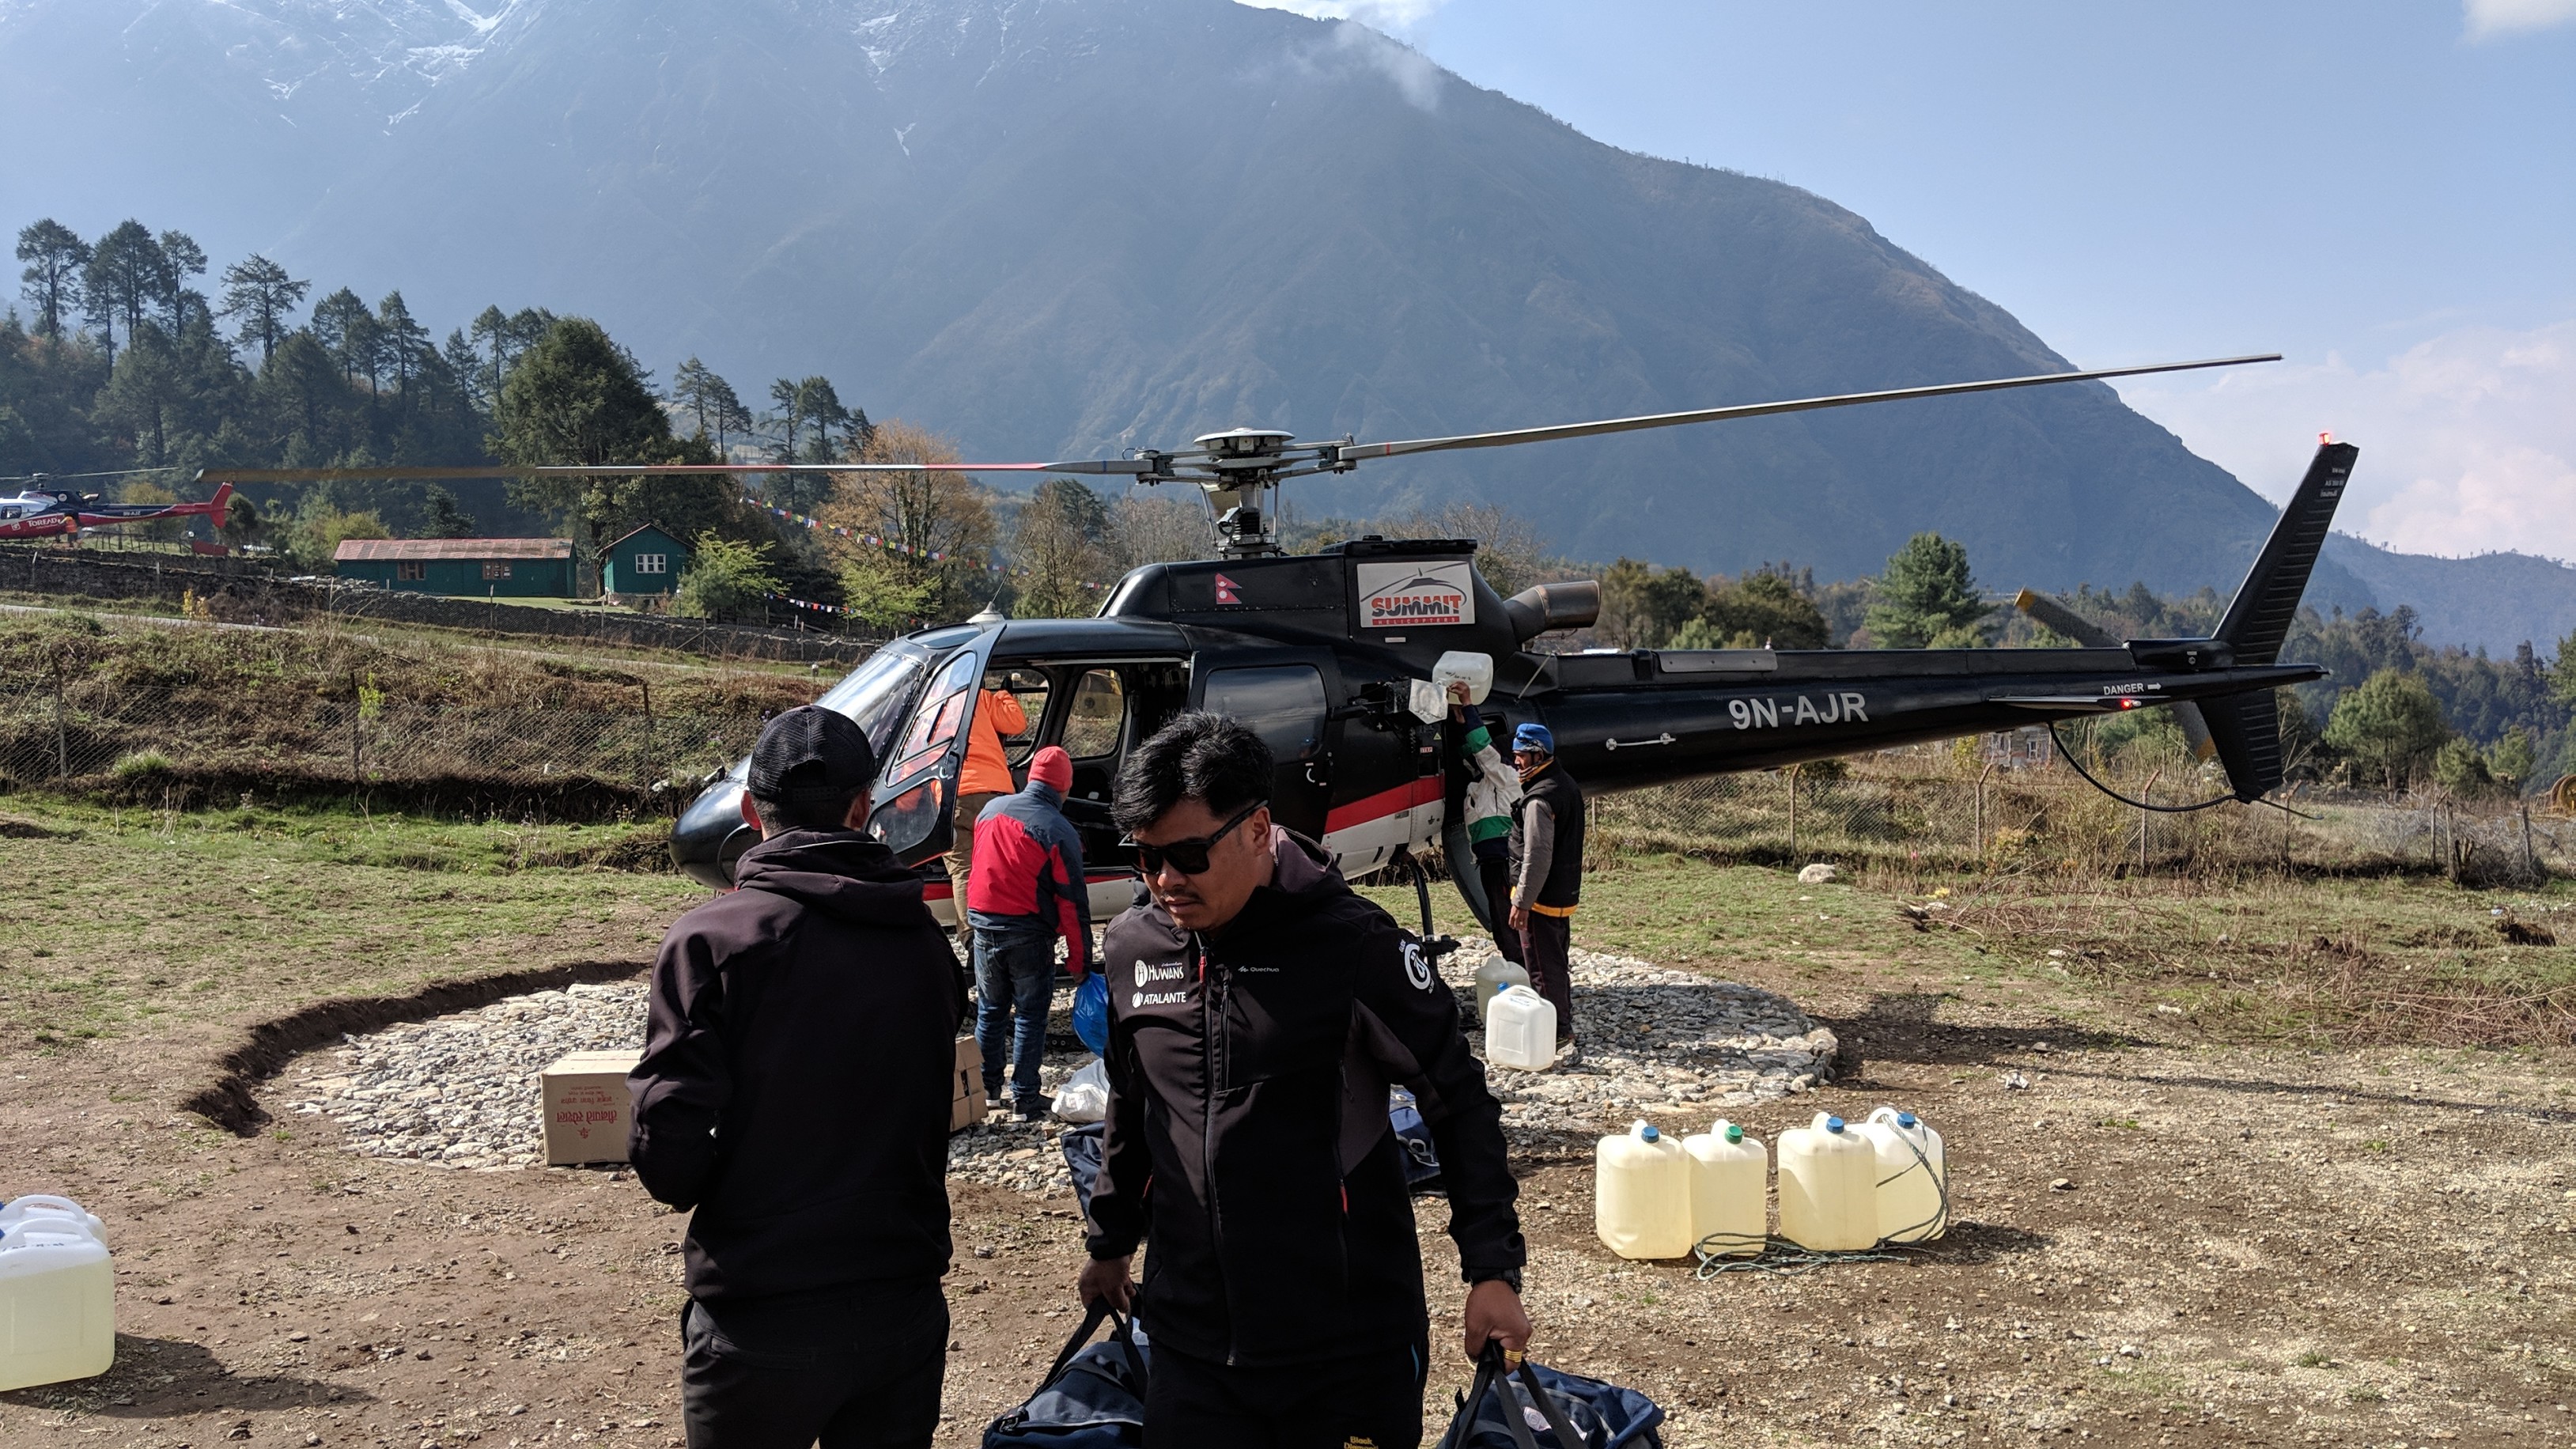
left=966, top=743, right=1091, bottom=1119
left=629, top=706, right=966, bottom=1449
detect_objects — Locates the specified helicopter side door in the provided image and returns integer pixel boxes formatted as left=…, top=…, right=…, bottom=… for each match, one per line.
left=1193, top=653, right=1337, bottom=842
left=867, top=632, right=1002, bottom=867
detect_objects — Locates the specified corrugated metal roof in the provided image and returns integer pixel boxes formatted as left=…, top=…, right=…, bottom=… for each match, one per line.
left=335, top=537, right=574, bottom=562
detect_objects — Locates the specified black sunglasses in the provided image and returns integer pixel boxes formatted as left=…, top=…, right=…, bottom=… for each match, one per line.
left=1125, top=800, right=1265, bottom=876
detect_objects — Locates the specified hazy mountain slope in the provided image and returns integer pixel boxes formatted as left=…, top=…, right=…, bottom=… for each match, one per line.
left=2, top=0, right=2563, bottom=648
left=2324, top=537, right=2576, bottom=655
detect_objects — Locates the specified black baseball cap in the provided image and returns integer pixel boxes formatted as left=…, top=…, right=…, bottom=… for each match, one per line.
left=746, top=706, right=879, bottom=802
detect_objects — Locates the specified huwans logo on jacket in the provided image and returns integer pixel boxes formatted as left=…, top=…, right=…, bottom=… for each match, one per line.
left=1356, top=560, right=1474, bottom=629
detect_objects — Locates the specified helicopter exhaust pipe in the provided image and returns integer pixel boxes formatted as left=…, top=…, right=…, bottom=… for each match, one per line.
left=1504, top=580, right=1600, bottom=644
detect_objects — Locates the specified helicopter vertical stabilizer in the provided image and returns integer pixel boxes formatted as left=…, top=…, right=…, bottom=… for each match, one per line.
left=2200, top=439, right=2359, bottom=800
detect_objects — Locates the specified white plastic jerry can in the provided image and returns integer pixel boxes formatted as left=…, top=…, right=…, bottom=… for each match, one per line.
left=1682, top=1119, right=1768, bottom=1257
left=1776, top=1112, right=1880, bottom=1252
left=1856, top=1107, right=1949, bottom=1243
left=1472, top=955, right=1531, bottom=1023
left=1594, top=1120, right=1693, bottom=1260
left=0, top=1197, right=115, bottom=1392
left=1484, top=984, right=1557, bottom=1070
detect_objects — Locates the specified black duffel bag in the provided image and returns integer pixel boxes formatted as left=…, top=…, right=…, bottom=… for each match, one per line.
left=982, top=1300, right=1149, bottom=1448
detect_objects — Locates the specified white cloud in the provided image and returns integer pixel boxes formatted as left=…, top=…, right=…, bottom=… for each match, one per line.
left=1235, top=0, right=1454, bottom=36
left=2113, top=320, right=2576, bottom=562
left=2464, top=0, right=2576, bottom=39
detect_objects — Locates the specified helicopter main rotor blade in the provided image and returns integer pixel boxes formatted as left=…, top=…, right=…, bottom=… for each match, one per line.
left=198, top=460, right=1157, bottom=483
left=1334, top=354, right=2281, bottom=463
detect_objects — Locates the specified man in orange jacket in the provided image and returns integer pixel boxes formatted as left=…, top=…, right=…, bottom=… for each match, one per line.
left=943, top=679, right=1027, bottom=942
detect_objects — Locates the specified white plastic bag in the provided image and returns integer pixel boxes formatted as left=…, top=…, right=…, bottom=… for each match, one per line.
left=1053, top=1057, right=1110, bottom=1123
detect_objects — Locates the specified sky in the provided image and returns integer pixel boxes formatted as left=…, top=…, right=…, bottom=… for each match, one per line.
left=1243, top=0, right=2576, bottom=563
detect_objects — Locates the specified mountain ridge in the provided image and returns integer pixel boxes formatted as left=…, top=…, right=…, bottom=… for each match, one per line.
left=4, top=0, right=2567, bottom=650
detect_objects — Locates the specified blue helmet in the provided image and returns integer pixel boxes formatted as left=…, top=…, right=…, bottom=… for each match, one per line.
left=1512, top=722, right=1555, bottom=755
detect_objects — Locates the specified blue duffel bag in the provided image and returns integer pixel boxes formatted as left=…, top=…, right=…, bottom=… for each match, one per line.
left=1060, top=1121, right=1105, bottom=1217
left=1436, top=1343, right=1665, bottom=1449
left=984, top=1300, right=1150, bottom=1447
left=1390, top=1087, right=1443, bottom=1192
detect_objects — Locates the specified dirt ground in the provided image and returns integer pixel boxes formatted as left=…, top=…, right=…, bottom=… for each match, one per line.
left=6, top=963, right=2572, bottom=1449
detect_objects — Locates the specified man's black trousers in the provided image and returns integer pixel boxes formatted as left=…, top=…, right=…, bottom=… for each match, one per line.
left=1473, top=856, right=1523, bottom=966
left=1520, top=911, right=1575, bottom=1042
left=1144, top=1337, right=1429, bottom=1449
left=679, top=1281, right=948, bottom=1449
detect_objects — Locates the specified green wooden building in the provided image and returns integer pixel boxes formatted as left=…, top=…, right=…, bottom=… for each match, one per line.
left=601, top=524, right=690, bottom=602
left=334, top=537, right=575, bottom=597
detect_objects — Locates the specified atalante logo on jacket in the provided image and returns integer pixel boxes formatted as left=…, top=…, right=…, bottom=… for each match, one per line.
left=1356, top=560, right=1474, bottom=629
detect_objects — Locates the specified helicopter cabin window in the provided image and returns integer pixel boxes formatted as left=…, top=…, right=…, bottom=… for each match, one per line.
left=396, top=562, right=426, bottom=581
left=986, top=668, right=1050, bottom=766
left=481, top=562, right=512, bottom=581
left=1061, top=669, right=1125, bottom=759
left=1202, top=664, right=1327, bottom=762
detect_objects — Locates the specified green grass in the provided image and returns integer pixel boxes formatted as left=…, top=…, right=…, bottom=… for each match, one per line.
left=1363, top=849, right=2576, bottom=1047
left=0, top=792, right=703, bottom=1049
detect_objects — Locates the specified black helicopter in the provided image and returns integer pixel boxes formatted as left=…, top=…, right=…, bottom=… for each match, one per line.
left=205, top=352, right=2351, bottom=936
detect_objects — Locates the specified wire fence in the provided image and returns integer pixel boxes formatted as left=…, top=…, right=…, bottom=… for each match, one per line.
left=0, top=675, right=767, bottom=808
left=1594, top=747, right=2574, bottom=886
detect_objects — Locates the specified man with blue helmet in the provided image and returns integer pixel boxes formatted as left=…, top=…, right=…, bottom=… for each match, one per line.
left=1506, top=722, right=1585, bottom=1056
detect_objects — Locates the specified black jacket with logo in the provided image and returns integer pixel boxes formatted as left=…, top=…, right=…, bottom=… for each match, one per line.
left=1083, top=827, right=1524, bottom=1368
left=629, top=829, right=967, bottom=1303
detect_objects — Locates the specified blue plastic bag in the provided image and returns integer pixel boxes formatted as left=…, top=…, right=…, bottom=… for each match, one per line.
left=1072, top=970, right=1110, bottom=1056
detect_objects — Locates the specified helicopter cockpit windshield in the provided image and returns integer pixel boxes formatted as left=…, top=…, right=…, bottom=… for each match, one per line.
left=812, top=643, right=932, bottom=763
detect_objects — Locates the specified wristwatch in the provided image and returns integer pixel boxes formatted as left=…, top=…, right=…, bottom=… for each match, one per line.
left=1470, top=1267, right=1524, bottom=1295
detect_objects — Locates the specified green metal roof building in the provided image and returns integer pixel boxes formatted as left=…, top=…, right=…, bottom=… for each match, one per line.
left=601, top=524, right=690, bottom=601
left=333, top=537, right=575, bottom=597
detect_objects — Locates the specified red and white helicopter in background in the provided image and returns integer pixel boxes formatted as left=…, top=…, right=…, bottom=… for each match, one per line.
left=0, top=479, right=233, bottom=543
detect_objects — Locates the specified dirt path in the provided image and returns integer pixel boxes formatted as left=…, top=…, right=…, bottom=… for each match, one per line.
left=6, top=986, right=2572, bottom=1448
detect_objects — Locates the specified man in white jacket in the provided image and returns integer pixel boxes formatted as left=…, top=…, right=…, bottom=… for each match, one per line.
left=1448, top=683, right=1523, bottom=963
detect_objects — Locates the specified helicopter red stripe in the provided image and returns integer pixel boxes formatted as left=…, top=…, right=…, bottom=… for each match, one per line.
left=1323, top=776, right=1444, bottom=834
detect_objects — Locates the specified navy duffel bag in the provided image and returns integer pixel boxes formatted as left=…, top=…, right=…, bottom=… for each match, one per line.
left=1436, top=1343, right=1665, bottom=1449
left=982, top=1300, right=1149, bottom=1448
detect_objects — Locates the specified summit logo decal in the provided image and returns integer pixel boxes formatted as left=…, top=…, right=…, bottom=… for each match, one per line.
left=1356, top=560, right=1474, bottom=630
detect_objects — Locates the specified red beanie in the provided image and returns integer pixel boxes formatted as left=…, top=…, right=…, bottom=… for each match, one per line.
left=1029, top=744, right=1073, bottom=794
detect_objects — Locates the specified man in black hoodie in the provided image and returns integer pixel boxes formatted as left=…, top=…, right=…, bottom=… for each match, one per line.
left=630, top=706, right=966, bottom=1449
left=1077, top=712, right=1531, bottom=1448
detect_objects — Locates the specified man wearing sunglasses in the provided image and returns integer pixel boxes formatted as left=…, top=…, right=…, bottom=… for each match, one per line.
left=1076, top=712, right=1530, bottom=1448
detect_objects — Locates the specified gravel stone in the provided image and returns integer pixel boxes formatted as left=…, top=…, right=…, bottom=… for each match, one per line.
left=286, top=939, right=1831, bottom=1190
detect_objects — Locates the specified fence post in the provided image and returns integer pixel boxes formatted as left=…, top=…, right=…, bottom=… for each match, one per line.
left=638, top=679, right=656, bottom=793
left=1787, top=766, right=1798, bottom=860
left=347, top=671, right=363, bottom=796
left=2524, top=805, right=2540, bottom=880
left=51, top=656, right=69, bottom=779
left=2138, top=767, right=2162, bottom=874
left=1973, top=762, right=1992, bottom=858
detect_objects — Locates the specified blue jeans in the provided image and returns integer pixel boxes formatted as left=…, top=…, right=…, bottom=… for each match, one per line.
left=973, top=921, right=1055, bottom=1109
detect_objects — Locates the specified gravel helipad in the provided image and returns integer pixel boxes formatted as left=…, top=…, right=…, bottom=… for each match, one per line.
left=278, top=940, right=1836, bottom=1190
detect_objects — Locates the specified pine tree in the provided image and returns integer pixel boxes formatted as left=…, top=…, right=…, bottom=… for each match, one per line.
left=82, top=221, right=168, bottom=362
left=156, top=230, right=208, bottom=331
left=496, top=316, right=719, bottom=560
left=376, top=292, right=431, bottom=399
left=420, top=485, right=479, bottom=538
left=216, top=255, right=309, bottom=364
left=1864, top=532, right=1992, bottom=648
left=14, top=219, right=90, bottom=338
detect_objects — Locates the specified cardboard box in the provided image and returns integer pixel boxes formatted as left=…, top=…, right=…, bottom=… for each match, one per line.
left=542, top=1050, right=642, bottom=1166
left=950, top=1035, right=986, bottom=1133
